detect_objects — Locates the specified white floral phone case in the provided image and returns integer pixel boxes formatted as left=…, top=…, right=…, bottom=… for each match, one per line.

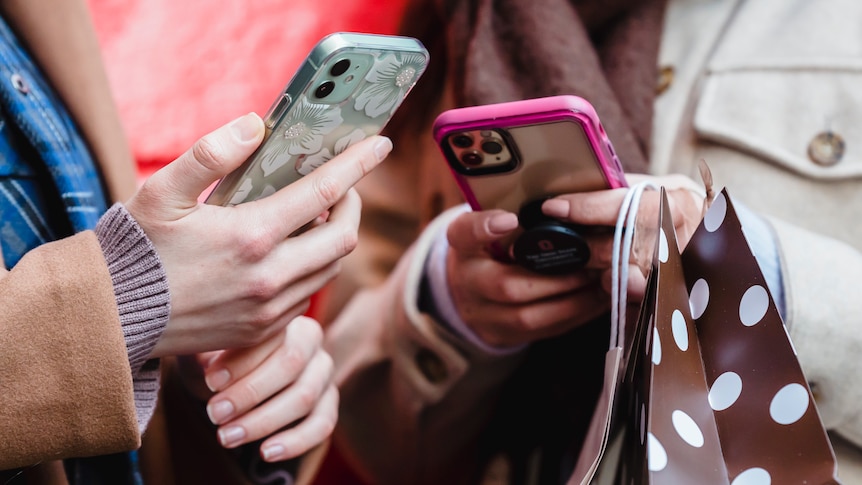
left=206, top=32, right=428, bottom=206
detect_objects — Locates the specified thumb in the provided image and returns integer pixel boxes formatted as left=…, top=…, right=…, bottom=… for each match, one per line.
left=142, top=113, right=265, bottom=210
left=447, top=209, right=519, bottom=253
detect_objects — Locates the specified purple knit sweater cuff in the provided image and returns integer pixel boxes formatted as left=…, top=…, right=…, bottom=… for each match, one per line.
left=95, top=203, right=171, bottom=432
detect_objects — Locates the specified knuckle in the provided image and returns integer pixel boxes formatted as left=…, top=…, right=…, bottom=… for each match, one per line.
left=339, top=226, right=359, bottom=256
left=235, top=226, right=274, bottom=262
left=243, top=275, right=282, bottom=303
left=241, top=380, right=265, bottom=406
left=313, top=175, right=343, bottom=209
left=496, top=280, right=522, bottom=303
left=295, top=387, right=318, bottom=412
left=192, top=136, right=228, bottom=172
left=279, top=346, right=307, bottom=376
left=513, top=307, right=542, bottom=332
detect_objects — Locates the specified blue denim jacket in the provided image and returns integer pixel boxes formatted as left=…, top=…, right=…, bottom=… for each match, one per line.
left=0, top=15, right=108, bottom=268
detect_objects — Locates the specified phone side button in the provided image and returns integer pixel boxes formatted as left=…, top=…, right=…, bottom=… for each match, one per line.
left=263, top=93, right=292, bottom=129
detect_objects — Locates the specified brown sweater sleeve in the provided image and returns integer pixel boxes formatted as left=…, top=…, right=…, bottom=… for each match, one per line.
left=0, top=231, right=139, bottom=470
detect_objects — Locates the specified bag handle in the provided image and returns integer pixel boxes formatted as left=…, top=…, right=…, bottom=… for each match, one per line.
left=610, top=180, right=657, bottom=349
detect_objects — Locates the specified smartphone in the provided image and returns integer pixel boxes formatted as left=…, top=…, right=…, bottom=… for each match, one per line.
left=432, top=95, right=627, bottom=273
left=206, top=32, right=429, bottom=206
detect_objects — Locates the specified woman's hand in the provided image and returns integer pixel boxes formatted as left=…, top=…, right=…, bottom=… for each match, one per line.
left=202, top=316, right=338, bottom=462
left=542, top=174, right=705, bottom=301
left=125, top=113, right=392, bottom=356
left=444, top=210, right=610, bottom=349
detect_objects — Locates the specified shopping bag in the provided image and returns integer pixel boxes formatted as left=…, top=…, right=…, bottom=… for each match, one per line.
left=569, top=186, right=840, bottom=484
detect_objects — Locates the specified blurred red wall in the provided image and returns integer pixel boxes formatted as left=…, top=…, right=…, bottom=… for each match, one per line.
left=88, top=0, right=408, bottom=178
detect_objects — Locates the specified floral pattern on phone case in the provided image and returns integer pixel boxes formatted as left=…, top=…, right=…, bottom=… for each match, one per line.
left=222, top=50, right=427, bottom=206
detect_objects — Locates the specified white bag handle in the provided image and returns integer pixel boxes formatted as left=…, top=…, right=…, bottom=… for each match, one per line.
left=610, top=180, right=658, bottom=349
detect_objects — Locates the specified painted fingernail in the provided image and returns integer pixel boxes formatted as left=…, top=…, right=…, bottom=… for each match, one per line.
left=261, top=444, right=286, bottom=461
left=206, top=400, right=235, bottom=425
left=205, top=368, right=231, bottom=392
left=487, top=212, right=519, bottom=234
left=218, top=426, right=246, bottom=448
left=542, top=198, right=570, bottom=218
left=230, top=113, right=261, bottom=142
left=374, top=136, right=393, bottom=161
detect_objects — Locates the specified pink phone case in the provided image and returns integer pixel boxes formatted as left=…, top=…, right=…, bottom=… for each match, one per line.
left=433, top=95, right=627, bottom=215
left=433, top=95, right=626, bottom=213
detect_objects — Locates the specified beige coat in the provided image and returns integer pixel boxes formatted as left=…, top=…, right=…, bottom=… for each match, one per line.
left=0, top=0, right=140, bottom=479
left=321, top=0, right=862, bottom=483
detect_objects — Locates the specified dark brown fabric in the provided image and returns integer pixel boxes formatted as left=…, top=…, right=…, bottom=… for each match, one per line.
left=438, top=0, right=666, bottom=173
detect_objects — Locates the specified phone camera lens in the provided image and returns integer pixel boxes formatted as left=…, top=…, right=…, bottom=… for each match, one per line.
left=452, top=133, right=474, bottom=148
left=314, top=80, right=335, bottom=99
left=330, top=59, right=351, bottom=77
left=481, top=140, right=503, bottom=155
left=461, top=150, right=484, bottom=166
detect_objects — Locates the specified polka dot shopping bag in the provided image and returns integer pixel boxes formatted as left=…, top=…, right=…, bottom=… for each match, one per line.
left=568, top=186, right=840, bottom=484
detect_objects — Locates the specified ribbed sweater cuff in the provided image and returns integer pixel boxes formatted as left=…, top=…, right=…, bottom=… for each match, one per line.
left=95, top=203, right=171, bottom=432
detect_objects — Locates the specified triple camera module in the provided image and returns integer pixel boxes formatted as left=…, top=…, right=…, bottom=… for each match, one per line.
left=446, top=129, right=516, bottom=174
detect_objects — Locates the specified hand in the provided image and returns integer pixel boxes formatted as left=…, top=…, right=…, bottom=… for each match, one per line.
left=201, top=316, right=337, bottom=462
left=125, top=113, right=392, bottom=356
left=541, top=174, right=705, bottom=302
left=445, top=210, right=610, bottom=349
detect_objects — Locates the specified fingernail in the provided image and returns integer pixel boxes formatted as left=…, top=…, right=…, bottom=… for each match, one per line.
left=206, top=400, right=235, bottom=424
left=487, top=212, right=519, bottom=234
left=374, top=136, right=393, bottom=161
left=542, top=199, right=570, bottom=218
left=230, top=113, right=261, bottom=143
left=205, top=368, right=231, bottom=392
left=218, top=426, right=246, bottom=448
left=261, top=444, right=286, bottom=461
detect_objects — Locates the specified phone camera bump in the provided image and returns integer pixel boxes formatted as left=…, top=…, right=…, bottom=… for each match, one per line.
left=330, top=59, right=351, bottom=77
left=314, top=80, right=336, bottom=99
left=452, top=133, right=474, bottom=148
left=481, top=139, right=503, bottom=155
left=461, top=150, right=484, bottom=166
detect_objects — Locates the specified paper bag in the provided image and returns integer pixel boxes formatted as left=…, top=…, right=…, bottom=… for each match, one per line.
left=569, top=187, right=840, bottom=484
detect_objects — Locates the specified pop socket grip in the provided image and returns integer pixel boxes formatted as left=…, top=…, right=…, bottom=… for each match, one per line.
left=512, top=199, right=591, bottom=275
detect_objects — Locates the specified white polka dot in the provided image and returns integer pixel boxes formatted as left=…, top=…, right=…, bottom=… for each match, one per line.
left=704, top=192, right=727, bottom=232
left=689, top=278, right=709, bottom=319
left=659, top=228, right=669, bottom=263
left=731, top=467, right=771, bottom=485
left=647, top=433, right=667, bottom=472
left=671, top=309, right=689, bottom=351
left=651, top=326, right=662, bottom=365
left=671, top=410, right=704, bottom=447
left=770, top=383, right=810, bottom=425
left=740, top=285, right=769, bottom=327
left=709, top=372, right=743, bottom=411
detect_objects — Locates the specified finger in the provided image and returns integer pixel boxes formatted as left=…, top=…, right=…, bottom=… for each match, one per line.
left=206, top=318, right=324, bottom=426
left=541, top=188, right=631, bottom=227
left=259, top=385, right=339, bottom=462
left=447, top=209, right=519, bottom=253
left=250, top=135, right=391, bottom=240
left=143, top=113, right=265, bottom=210
left=453, top=260, right=598, bottom=306
left=292, top=188, right=361, bottom=262
left=463, top=286, right=611, bottom=347
left=218, top=347, right=334, bottom=449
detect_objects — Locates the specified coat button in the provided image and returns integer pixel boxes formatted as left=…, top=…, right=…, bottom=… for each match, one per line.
left=807, top=131, right=845, bottom=166
left=415, top=347, right=448, bottom=383
left=656, top=65, right=674, bottom=95
left=10, top=73, right=28, bottom=94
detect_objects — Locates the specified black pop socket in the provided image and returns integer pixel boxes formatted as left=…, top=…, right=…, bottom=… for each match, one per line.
left=512, top=199, right=591, bottom=275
